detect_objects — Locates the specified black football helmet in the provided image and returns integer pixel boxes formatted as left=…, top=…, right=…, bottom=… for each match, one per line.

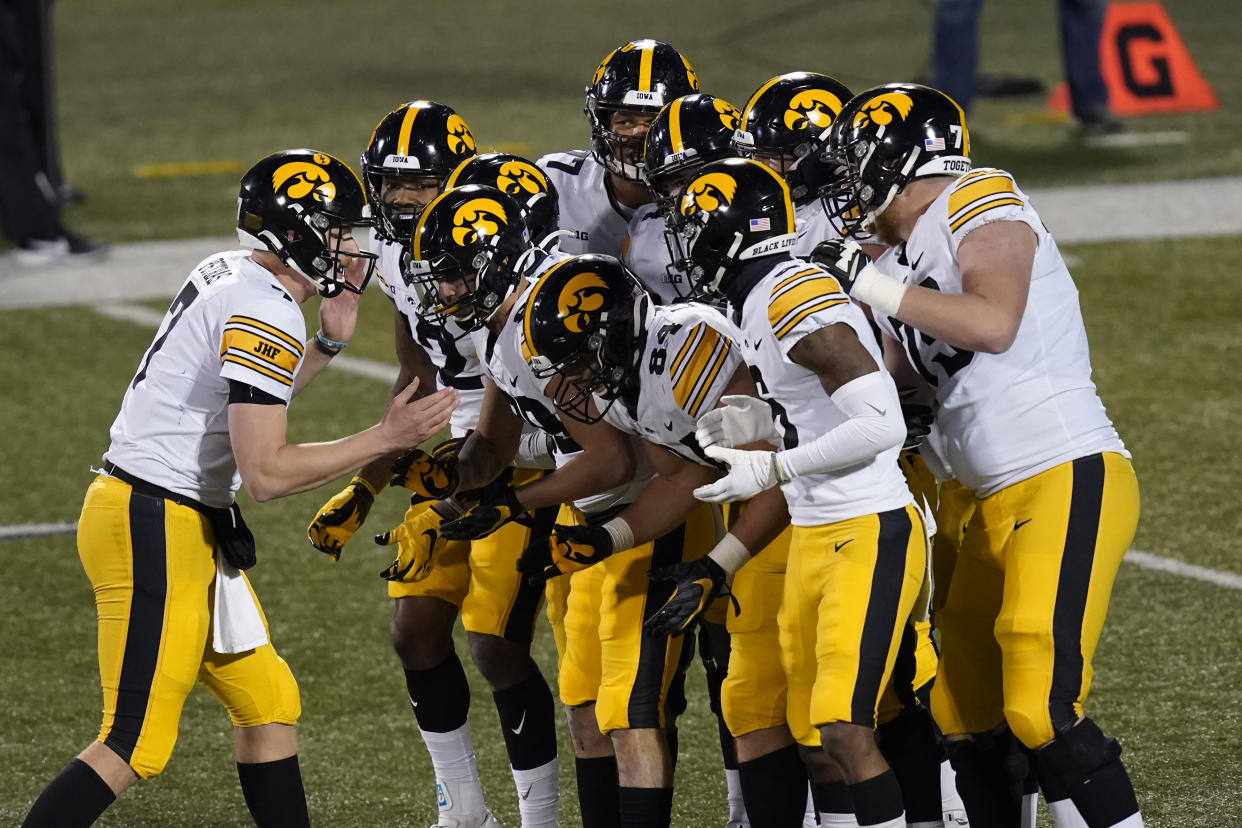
left=643, top=94, right=742, bottom=213
left=675, top=158, right=797, bottom=298
left=585, top=39, right=700, bottom=181
left=404, top=184, right=532, bottom=330
left=733, top=72, right=854, bottom=206
left=823, top=83, right=971, bottom=235
left=445, top=153, right=560, bottom=245
left=236, top=149, right=376, bottom=297
left=361, top=100, right=478, bottom=241
left=523, top=254, right=651, bottom=424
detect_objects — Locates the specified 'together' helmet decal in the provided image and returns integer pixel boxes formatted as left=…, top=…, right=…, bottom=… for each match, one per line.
left=451, top=197, right=508, bottom=247
left=446, top=114, right=476, bottom=155
left=558, top=271, right=610, bottom=333
left=854, top=92, right=915, bottom=129
left=784, top=89, right=846, bottom=133
left=681, top=172, right=738, bottom=216
left=272, top=155, right=337, bottom=202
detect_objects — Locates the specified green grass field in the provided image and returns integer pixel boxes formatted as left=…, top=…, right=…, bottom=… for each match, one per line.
left=3, top=1, right=1241, bottom=825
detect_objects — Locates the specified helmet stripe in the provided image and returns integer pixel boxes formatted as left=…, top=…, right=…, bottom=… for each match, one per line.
left=670, top=99, right=685, bottom=153
left=411, top=188, right=454, bottom=259
left=397, top=105, right=420, bottom=158
left=522, top=257, right=574, bottom=360
left=638, top=44, right=654, bottom=92
left=740, top=75, right=785, bottom=129
left=747, top=161, right=796, bottom=233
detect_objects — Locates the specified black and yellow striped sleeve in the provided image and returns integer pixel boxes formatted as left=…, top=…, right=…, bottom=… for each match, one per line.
left=947, top=168, right=1024, bottom=234
left=219, top=314, right=304, bottom=389
left=669, top=322, right=737, bottom=419
left=767, top=267, right=850, bottom=343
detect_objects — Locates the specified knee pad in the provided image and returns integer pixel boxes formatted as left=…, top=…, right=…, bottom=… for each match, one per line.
left=1033, top=717, right=1122, bottom=789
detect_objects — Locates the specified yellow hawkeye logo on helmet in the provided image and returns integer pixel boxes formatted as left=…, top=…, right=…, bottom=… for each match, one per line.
left=855, top=92, right=915, bottom=128
left=785, top=89, right=845, bottom=132
left=272, top=156, right=337, bottom=202
left=558, top=271, right=610, bottom=334
left=681, top=172, right=738, bottom=217
left=497, top=161, right=546, bottom=197
left=713, top=99, right=741, bottom=131
left=451, top=197, right=507, bottom=247
left=446, top=114, right=476, bottom=155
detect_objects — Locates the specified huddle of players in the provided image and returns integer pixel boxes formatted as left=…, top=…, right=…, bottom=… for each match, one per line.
left=305, top=37, right=1143, bottom=828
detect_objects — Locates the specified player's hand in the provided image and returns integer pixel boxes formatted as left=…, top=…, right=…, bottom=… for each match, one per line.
left=693, top=446, right=782, bottom=503
left=899, top=387, right=935, bottom=454
left=696, top=395, right=780, bottom=450
left=390, top=435, right=465, bottom=501
left=809, top=238, right=870, bottom=295
left=644, top=556, right=729, bottom=637
left=379, top=380, right=458, bottom=455
left=373, top=501, right=453, bottom=582
left=440, top=485, right=525, bottom=540
left=307, top=477, right=377, bottom=560
left=519, top=523, right=615, bottom=583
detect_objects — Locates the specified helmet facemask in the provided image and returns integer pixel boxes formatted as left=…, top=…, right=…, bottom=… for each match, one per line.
left=405, top=243, right=518, bottom=332
left=588, top=104, right=656, bottom=182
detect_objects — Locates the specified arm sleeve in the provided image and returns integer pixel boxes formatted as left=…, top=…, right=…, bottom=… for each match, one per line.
left=774, top=371, right=905, bottom=479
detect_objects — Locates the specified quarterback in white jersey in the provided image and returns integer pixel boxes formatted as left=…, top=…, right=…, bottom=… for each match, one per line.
left=20, top=150, right=455, bottom=828
left=823, top=83, right=1143, bottom=827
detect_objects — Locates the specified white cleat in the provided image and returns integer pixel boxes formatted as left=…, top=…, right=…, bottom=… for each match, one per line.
left=429, top=811, right=504, bottom=828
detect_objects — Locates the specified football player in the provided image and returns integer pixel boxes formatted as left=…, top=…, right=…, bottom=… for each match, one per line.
left=20, top=150, right=456, bottom=828
left=675, top=157, right=928, bottom=828
left=818, top=83, right=1142, bottom=828
left=539, top=38, right=700, bottom=259
left=395, top=190, right=653, bottom=828
left=626, top=92, right=742, bottom=303
left=733, top=72, right=854, bottom=258
left=309, top=146, right=566, bottom=826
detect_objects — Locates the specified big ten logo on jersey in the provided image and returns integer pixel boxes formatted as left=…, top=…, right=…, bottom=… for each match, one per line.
left=198, top=257, right=232, bottom=285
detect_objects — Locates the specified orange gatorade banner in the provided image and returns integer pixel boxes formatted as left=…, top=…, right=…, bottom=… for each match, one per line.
left=1047, top=1, right=1218, bottom=116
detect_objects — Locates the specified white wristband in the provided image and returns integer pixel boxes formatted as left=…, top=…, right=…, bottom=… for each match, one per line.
left=851, top=263, right=908, bottom=318
left=602, top=516, right=635, bottom=553
left=707, top=532, right=752, bottom=583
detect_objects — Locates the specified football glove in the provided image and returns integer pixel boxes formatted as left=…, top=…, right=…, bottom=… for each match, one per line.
left=695, top=395, right=780, bottom=450
left=389, top=435, right=465, bottom=502
left=518, top=523, right=615, bottom=584
left=692, top=445, right=783, bottom=503
left=808, top=238, right=870, bottom=295
left=899, top=387, right=935, bottom=454
left=373, top=501, right=453, bottom=582
left=644, top=556, right=730, bottom=637
left=307, top=477, right=377, bottom=560
left=439, top=484, right=525, bottom=540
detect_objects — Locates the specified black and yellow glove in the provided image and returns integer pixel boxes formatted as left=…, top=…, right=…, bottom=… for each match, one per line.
left=389, top=435, right=466, bottom=502
left=643, top=556, right=730, bottom=637
left=307, top=477, right=378, bottom=561
left=439, top=485, right=525, bottom=541
left=373, top=501, right=455, bottom=582
left=518, top=523, right=615, bottom=584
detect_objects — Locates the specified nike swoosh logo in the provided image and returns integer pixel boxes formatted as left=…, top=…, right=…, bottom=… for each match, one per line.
left=1014, top=518, right=1032, bottom=531
left=834, top=539, right=852, bottom=552
left=511, top=710, right=527, bottom=735
left=910, top=251, right=924, bottom=270
left=520, top=783, right=534, bottom=800
left=664, top=420, right=674, bottom=430
left=866, top=403, right=887, bottom=416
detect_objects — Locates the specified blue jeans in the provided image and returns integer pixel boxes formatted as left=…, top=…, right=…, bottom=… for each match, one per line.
left=931, top=0, right=1108, bottom=118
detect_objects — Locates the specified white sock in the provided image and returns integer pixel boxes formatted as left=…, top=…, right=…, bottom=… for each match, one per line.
left=819, top=812, right=861, bottom=827
left=421, top=724, right=487, bottom=822
left=803, top=780, right=817, bottom=828
left=939, top=759, right=969, bottom=825
left=725, top=768, right=749, bottom=827
left=1048, top=797, right=1089, bottom=828
left=512, top=759, right=559, bottom=828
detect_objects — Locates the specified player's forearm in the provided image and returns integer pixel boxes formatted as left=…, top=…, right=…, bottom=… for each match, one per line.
left=243, top=426, right=398, bottom=502
left=727, top=486, right=789, bottom=553
left=514, top=447, right=636, bottom=512
left=615, top=466, right=716, bottom=546
left=890, top=285, right=1019, bottom=354
left=291, top=343, right=336, bottom=397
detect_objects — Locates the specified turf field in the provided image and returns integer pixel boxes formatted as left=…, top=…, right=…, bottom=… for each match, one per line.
left=3, top=1, right=1241, bottom=825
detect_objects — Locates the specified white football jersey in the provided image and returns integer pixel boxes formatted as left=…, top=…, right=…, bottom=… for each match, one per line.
left=105, top=251, right=306, bottom=508
left=731, top=257, right=913, bottom=526
left=538, top=150, right=632, bottom=258
left=369, top=229, right=485, bottom=436
left=622, top=203, right=690, bottom=304
left=603, top=303, right=744, bottom=465
left=792, top=198, right=837, bottom=258
left=872, top=167, right=1127, bottom=497
left=470, top=280, right=650, bottom=516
